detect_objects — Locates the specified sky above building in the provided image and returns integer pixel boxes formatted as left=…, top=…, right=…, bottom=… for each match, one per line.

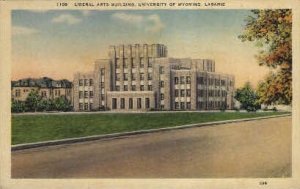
left=12, top=9, right=271, bottom=88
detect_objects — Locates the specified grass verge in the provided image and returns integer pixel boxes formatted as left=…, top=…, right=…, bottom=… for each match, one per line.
left=12, top=112, right=289, bottom=145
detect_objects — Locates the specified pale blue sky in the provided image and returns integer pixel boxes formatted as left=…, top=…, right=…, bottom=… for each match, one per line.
left=12, top=10, right=270, bottom=87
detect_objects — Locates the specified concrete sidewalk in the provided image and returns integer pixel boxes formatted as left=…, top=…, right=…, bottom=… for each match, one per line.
left=12, top=113, right=291, bottom=151
left=12, top=109, right=286, bottom=116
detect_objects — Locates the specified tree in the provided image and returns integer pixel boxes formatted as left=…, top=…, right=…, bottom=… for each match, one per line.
left=53, top=96, right=72, bottom=112
left=11, top=100, right=25, bottom=113
left=25, top=90, right=42, bottom=112
left=235, top=82, right=260, bottom=111
left=37, top=99, right=54, bottom=111
left=239, top=10, right=292, bottom=105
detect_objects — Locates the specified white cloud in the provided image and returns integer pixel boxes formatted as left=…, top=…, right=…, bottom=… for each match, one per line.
left=12, top=26, right=39, bottom=36
left=80, top=10, right=92, bottom=17
left=111, top=12, right=165, bottom=33
left=146, top=14, right=164, bottom=33
left=112, top=12, right=144, bottom=24
left=51, top=14, right=81, bottom=25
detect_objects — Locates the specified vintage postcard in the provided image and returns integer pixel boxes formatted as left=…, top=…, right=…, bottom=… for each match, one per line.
left=0, top=0, right=300, bottom=188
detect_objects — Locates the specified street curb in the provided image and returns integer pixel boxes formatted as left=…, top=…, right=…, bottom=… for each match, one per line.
left=11, top=114, right=291, bottom=151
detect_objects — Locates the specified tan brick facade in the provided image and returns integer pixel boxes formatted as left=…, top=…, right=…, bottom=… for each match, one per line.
left=73, top=44, right=235, bottom=111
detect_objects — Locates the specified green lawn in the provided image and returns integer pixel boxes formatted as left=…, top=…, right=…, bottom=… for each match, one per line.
left=12, top=112, right=289, bottom=145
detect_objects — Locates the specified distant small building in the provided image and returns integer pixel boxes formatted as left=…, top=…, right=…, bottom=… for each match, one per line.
left=11, top=77, right=73, bottom=103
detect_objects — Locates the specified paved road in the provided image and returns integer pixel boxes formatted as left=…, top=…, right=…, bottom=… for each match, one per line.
left=12, top=116, right=291, bottom=178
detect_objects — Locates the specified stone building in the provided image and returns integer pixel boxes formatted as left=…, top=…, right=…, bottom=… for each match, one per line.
left=11, top=77, right=72, bottom=102
left=73, top=44, right=235, bottom=111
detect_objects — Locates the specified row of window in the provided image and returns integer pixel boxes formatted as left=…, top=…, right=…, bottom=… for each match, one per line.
left=174, top=102, right=191, bottom=110
left=15, top=89, right=69, bottom=98
left=79, top=103, right=92, bottom=111
left=115, top=58, right=153, bottom=69
left=116, top=73, right=153, bottom=81
left=79, top=79, right=93, bottom=86
left=198, top=90, right=227, bottom=97
left=115, top=85, right=152, bottom=91
left=174, top=76, right=191, bottom=84
left=79, top=91, right=93, bottom=99
left=174, top=89, right=191, bottom=97
left=197, top=101, right=226, bottom=109
left=112, top=45, right=166, bottom=58
left=198, top=77, right=232, bottom=86
left=112, top=98, right=150, bottom=109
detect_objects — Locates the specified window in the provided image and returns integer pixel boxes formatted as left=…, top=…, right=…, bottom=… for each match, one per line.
left=140, top=58, right=144, bottom=68
left=140, top=85, right=144, bottom=91
left=199, top=90, right=204, bottom=97
left=222, top=91, right=227, bottom=97
left=41, top=91, right=47, bottom=98
left=89, top=91, right=93, bottom=98
left=79, top=91, right=83, bottom=99
left=148, top=59, right=152, bottom=68
left=89, top=79, right=93, bottom=86
left=129, top=98, right=133, bottom=109
left=148, top=85, right=152, bottom=91
left=180, top=89, right=185, bottom=96
left=112, top=98, right=117, bottom=109
left=145, top=98, right=150, bottom=109
left=148, top=73, right=152, bottom=80
left=186, top=102, right=191, bottom=109
left=90, top=103, right=93, bottom=110
left=186, top=76, right=191, bottom=84
left=131, top=85, right=136, bottom=91
left=84, top=79, right=88, bottom=86
left=84, top=91, right=88, bottom=98
left=186, top=89, right=191, bottom=97
left=175, top=102, right=179, bottom=109
left=124, top=85, right=128, bottom=91
left=116, top=73, right=121, bottom=81
left=160, top=81, right=164, bottom=87
left=79, top=79, right=83, bottom=86
left=124, top=73, right=128, bottom=81
left=160, top=93, right=164, bottom=100
left=124, top=59, right=129, bottom=68
left=159, top=66, right=164, bottom=74
left=180, top=76, right=185, bottom=84
left=180, top=102, right=185, bottom=109
left=84, top=103, right=89, bottom=110
left=115, top=86, right=120, bottom=91
left=132, top=73, right=137, bottom=81
left=221, top=80, right=226, bottom=86
left=175, top=90, right=179, bottom=97
left=100, top=68, right=105, bottom=75
left=140, top=73, right=144, bottom=80
left=15, top=89, right=21, bottom=97
left=120, top=98, right=125, bottom=109
left=174, top=77, right=179, bottom=84
left=79, top=103, right=83, bottom=110
left=137, top=98, right=142, bottom=109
